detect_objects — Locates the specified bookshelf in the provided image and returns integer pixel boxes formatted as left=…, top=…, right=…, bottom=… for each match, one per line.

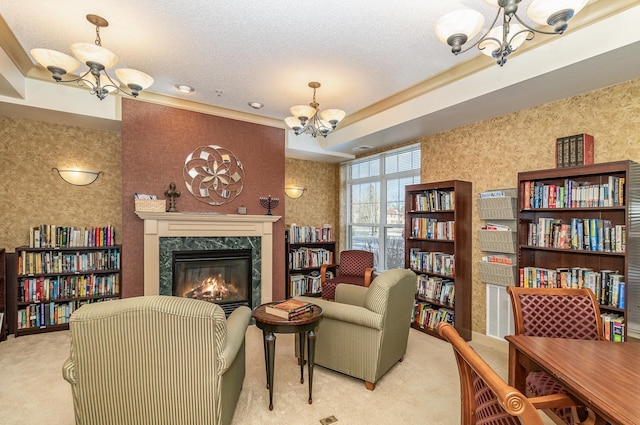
left=517, top=161, right=640, bottom=342
left=405, top=180, right=472, bottom=341
left=0, top=248, right=6, bottom=341
left=285, top=225, right=336, bottom=298
left=13, top=244, right=121, bottom=336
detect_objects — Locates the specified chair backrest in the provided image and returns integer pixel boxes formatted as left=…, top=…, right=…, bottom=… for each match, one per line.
left=438, top=322, right=546, bottom=425
left=507, top=287, right=603, bottom=340
left=67, top=296, right=228, bottom=424
left=339, top=249, right=374, bottom=276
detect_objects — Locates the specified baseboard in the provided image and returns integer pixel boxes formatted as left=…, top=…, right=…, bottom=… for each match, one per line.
left=471, top=331, right=508, bottom=353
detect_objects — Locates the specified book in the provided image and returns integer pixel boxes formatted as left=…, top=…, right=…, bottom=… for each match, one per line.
left=265, top=299, right=313, bottom=319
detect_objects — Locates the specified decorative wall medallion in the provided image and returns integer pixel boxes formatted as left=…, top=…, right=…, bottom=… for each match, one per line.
left=183, top=145, right=245, bottom=205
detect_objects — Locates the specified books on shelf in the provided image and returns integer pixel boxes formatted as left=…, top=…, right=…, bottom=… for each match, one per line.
left=288, top=247, right=334, bottom=270
left=518, top=266, right=625, bottom=308
left=409, top=248, right=455, bottom=276
left=411, top=217, right=455, bottom=240
left=288, top=224, right=333, bottom=243
left=522, top=175, right=625, bottom=209
left=526, top=217, right=624, bottom=253
left=555, top=133, right=594, bottom=168
left=29, top=224, right=116, bottom=248
left=412, top=189, right=455, bottom=212
left=265, top=299, right=313, bottom=319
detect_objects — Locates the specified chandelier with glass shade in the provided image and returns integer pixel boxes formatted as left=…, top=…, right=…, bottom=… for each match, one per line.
left=434, top=0, right=589, bottom=66
left=285, top=82, right=346, bottom=138
left=30, top=14, right=153, bottom=100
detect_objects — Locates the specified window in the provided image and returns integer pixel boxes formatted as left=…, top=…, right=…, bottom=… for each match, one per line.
left=344, top=144, right=420, bottom=271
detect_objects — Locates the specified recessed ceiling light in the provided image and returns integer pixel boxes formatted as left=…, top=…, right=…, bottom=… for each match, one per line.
left=248, top=102, right=264, bottom=109
left=176, top=84, right=194, bottom=93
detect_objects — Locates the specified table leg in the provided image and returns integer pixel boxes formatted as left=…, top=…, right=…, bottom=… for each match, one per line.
left=262, top=330, right=269, bottom=389
left=307, top=329, right=316, bottom=404
left=265, top=331, right=276, bottom=410
left=298, top=331, right=306, bottom=384
left=508, top=342, right=526, bottom=393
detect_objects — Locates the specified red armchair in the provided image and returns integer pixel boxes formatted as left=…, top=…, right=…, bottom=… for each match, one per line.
left=320, top=249, right=374, bottom=301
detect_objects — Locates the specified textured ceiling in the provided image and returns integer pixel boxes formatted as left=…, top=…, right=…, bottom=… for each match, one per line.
left=2, top=0, right=640, bottom=162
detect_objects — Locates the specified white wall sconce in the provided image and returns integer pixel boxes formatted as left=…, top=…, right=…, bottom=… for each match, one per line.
left=53, top=168, right=103, bottom=186
left=284, top=186, right=306, bottom=199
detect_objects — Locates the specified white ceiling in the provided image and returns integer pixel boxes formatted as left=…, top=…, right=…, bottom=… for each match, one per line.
left=1, top=0, right=640, bottom=162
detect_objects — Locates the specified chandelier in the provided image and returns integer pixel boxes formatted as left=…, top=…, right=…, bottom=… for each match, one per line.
left=30, top=14, right=153, bottom=100
left=285, top=82, right=346, bottom=138
left=434, top=0, right=589, bottom=66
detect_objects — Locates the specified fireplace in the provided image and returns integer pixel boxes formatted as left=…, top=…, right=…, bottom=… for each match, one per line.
left=173, top=249, right=252, bottom=316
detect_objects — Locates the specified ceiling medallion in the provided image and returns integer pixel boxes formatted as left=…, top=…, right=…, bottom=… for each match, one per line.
left=183, top=145, right=245, bottom=205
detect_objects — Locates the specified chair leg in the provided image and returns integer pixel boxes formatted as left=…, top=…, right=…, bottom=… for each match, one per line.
left=365, top=381, right=375, bottom=391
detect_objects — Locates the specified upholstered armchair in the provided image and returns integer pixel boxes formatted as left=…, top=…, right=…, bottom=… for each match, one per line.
left=62, top=295, right=251, bottom=425
left=438, top=322, right=584, bottom=425
left=320, top=249, right=375, bottom=301
left=296, top=268, right=416, bottom=390
left=507, top=287, right=605, bottom=425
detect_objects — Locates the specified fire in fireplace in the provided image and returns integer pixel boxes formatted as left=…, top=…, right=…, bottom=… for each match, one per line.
left=172, top=249, right=252, bottom=316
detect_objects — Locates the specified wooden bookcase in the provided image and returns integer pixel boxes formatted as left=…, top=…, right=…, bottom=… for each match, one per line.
left=0, top=248, right=6, bottom=341
left=285, top=229, right=336, bottom=298
left=13, top=245, right=121, bottom=336
left=405, top=180, right=472, bottom=341
left=517, top=161, right=640, bottom=341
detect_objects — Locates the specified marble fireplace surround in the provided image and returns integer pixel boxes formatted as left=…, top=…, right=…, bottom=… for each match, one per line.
left=136, top=212, right=280, bottom=304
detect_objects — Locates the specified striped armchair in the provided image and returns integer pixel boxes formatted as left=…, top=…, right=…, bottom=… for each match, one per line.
left=62, top=296, right=251, bottom=425
left=295, top=268, right=416, bottom=390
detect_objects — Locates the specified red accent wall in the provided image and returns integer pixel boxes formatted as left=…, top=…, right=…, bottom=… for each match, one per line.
left=121, top=99, right=286, bottom=301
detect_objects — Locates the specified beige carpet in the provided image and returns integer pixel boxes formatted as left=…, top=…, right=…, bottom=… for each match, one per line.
left=0, top=325, right=553, bottom=425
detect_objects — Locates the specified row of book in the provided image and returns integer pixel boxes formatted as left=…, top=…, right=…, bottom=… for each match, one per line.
left=410, top=218, right=455, bottom=240
left=16, top=298, right=116, bottom=330
left=522, top=175, right=625, bottom=209
left=288, top=247, right=333, bottom=270
left=19, top=274, right=121, bottom=303
left=555, top=133, right=594, bottom=168
left=287, top=224, right=333, bottom=243
left=408, top=249, right=455, bottom=276
left=411, top=190, right=455, bottom=212
left=29, top=224, right=116, bottom=248
left=288, top=270, right=327, bottom=297
left=526, top=218, right=625, bottom=253
left=413, top=302, right=453, bottom=331
left=602, top=313, right=625, bottom=342
left=265, top=299, right=313, bottom=319
left=18, top=248, right=121, bottom=276
left=416, top=275, right=455, bottom=305
left=519, top=267, right=625, bottom=308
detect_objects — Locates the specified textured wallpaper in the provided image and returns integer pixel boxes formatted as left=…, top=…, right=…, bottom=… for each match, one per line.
left=0, top=116, right=122, bottom=251
left=419, top=78, right=640, bottom=334
left=284, top=157, right=340, bottom=245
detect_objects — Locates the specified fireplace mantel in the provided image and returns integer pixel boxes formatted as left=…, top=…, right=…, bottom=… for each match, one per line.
left=136, top=212, right=281, bottom=303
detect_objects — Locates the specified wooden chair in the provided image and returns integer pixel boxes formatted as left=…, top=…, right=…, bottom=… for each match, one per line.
left=320, top=249, right=374, bottom=300
left=507, top=287, right=606, bottom=425
left=438, top=322, right=582, bottom=425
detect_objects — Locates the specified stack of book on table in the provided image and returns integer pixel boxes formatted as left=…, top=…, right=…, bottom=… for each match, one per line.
left=265, top=299, right=313, bottom=319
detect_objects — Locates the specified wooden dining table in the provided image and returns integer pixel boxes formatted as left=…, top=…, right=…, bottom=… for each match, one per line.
left=506, top=335, right=640, bottom=425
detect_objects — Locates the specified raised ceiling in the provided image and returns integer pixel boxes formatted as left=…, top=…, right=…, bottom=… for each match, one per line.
left=1, top=0, right=640, bottom=162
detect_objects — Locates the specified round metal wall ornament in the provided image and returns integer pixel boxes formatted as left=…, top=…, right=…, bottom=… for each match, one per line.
left=183, top=145, right=245, bottom=205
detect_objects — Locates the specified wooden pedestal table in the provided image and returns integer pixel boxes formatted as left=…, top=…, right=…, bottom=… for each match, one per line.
left=252, top=302, right=323, bottom=410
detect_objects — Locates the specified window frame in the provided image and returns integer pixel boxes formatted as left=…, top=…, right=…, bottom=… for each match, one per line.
left=344, top=143, right=421, bottom=271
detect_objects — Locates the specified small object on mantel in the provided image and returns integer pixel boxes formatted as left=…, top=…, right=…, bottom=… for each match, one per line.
left=259, top=195, right=279, bottom=216
left=237, top=205, right=247, bottom=215
left=165, top=182, right=181, bottom=212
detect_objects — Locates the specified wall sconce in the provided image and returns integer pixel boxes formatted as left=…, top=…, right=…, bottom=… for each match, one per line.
left=53, top=168, right=103, bottom=186
left=284, top=186, right=306, bottom=199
